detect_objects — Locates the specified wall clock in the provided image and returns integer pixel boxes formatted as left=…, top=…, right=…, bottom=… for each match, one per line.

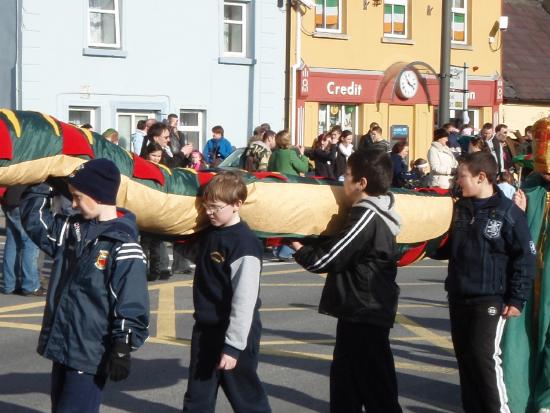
left=396, top=69, right=419, bottom=99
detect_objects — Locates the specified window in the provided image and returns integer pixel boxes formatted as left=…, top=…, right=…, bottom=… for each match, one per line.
left=451, top=0, right=467, bottom=44
left=223, top=2, right=247, bottom=56
left=315, top=0, right=342, bottom=33
left=383, top=0, right=407, bottom=38
left=117, top=110, right=157, bottom=151
left=318, top=104, right=357, bottom=137
left=179, top=110, right=206, bottom=150
left=68, top=106, right=98, bottom=128
left=88, top=0, right=121, bottom=48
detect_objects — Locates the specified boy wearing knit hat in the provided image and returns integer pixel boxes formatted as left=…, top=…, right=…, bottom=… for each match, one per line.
left=20, top=158, right=150, bottom=413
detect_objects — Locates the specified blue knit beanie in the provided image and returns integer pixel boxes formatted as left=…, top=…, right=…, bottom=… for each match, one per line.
left=68, top=158, right=121, bottom=205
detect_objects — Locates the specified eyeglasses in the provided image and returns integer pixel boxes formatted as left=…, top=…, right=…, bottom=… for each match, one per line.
left=202, top=203, right=229, bottom=214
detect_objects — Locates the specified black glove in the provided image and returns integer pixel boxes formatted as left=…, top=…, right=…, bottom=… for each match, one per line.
left=107, top=342, right=131, bottom=382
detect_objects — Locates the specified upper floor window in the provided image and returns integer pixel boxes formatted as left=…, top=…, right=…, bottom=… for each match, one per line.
left=315, top=0, right=342, bottom=33
left=383, top=0, right=407, bottom=38
left=88, top=0, right=121, bottom=48
left=224, top=1, right=247, bottom=56
left=451, top=0, right=467, bottom=43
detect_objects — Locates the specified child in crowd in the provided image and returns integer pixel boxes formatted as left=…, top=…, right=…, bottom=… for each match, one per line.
left=190, top=150, right=207, bottom=171
left=439, top=151, right=535, bottom=413
left=144, top=141, right=163, bottom=164
left=291, top=149, right=403, bottom=413
left=141, top=141, right=171, bottom=281
left=20, top=159, right=149, bottom=413
left=403, top=158, right=430, bottom=189
left=497, top=170, right=517, bottom=199
left=182, top=171, right=271, bottom=412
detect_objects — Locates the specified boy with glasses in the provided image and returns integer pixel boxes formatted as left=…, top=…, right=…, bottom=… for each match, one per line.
left=182, top=171, right=271, bottom=412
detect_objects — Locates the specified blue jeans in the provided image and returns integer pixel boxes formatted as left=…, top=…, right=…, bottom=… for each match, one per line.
left=2, top=207, right=40, bottom=294
left=273, top=244, right=294, bottom=260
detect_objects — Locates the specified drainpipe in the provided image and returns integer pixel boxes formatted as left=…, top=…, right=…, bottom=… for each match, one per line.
left=290, top=3, right=302, bottom=145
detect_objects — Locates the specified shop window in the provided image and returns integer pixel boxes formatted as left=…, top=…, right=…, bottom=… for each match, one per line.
left=68, top=106, right=98, bottom=129
left=87, top=0, right=121, bottom=48
left=383, top=0, right=408, bottom=38
left=315, top=0, right=342, bottom=33
left=180, top=110, right=206, bottom=150
left=117, top=110, right=157, bottom=151
left=223, top=1, right=248, bottom=57
left=451, top=0, right=467, bottom=44
left=318, top=104, right=357, bottom=137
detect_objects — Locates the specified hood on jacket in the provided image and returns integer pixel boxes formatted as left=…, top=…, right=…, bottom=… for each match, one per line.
left=83, top=208, right=139, bottom=243
left=355, top=193, right=402, bottom=236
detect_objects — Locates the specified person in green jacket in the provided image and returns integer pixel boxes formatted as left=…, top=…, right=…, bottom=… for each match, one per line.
left=501, top=117, right=550, bottom=413
left=267, top=130, right=309, bottom=176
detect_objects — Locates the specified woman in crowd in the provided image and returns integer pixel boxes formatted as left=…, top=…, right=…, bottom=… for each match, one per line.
left=102, top=128, right=120, bottom=145
left=428, top=128, right=458, bottom=190
left=267, top=130, right=309, bottom=176
left=390, top=141, right=409, bottom=188
left=468, top=136, right=490, bottom=153
left=141, top=142, right=171, bottom=281
left=333, top=130, right=355, bottom=181
left=309, top=132, right=336, bottom=180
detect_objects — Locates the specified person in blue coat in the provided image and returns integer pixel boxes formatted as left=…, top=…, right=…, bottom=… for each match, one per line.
left=203, top=125, right=233, bottom=166
left=20, top=159, right=149, bottom=413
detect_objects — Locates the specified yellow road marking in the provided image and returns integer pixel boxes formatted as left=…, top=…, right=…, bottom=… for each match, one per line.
left=0, top=313, right=43, bottom=318
left=151, top=307, right=312, bottom=315
left=0, top=321, right=41, bottom=332
left=396, top=313, right=454, bottom=352
left=156, top=286, right=176, bottom=339
left=0, top=302, right=45, bottom=314
left=147, top=280, right=193, bottom=290
left=262, top=268, right=308, bottom=276
left=259, top=348, right=455, bottom=374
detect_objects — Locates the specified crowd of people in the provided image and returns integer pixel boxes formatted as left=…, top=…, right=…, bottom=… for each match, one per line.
left=0, top=114, right=547, bottom=413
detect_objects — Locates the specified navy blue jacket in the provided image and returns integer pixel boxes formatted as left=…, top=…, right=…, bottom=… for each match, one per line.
left=20, top=184, right=149, bottom=375
left=443, top=189, right=535, bottom=309
left=193, top=221, right=263, bottom=358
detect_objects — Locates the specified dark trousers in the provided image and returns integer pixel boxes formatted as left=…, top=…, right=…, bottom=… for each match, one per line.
left=51, top=362, right=106, bottom=413
left=449, top=300, right=510, bottom=413
left=140, top=233, right=169, bottom=277
left=330, top=320, right=402, bottom=413
left=183, top=320, right=271, bottom=413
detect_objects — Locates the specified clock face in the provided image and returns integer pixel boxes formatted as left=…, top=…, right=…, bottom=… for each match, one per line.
left=397, top=70, right=419, bottom=99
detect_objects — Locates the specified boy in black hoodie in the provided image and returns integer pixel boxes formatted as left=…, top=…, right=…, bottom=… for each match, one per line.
left=292, top=149, right=403, bottom=413
left=440, top=151, right=535, bottom=413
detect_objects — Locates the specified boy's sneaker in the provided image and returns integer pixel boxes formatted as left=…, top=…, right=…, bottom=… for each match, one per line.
left=20, top=287, right=47, bottom=297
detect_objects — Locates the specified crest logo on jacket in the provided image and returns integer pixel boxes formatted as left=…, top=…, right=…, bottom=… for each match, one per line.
left=484, top=219, right=502, bottom=239
left=210, top=251, right=225, bottom=264
left=95, top=250, right=109, bottom=270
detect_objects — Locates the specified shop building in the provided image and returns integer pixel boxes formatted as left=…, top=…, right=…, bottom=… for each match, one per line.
left=287, top=0, right=504, bottom=161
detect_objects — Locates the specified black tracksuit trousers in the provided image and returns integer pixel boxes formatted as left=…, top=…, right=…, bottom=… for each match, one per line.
left=330, top=320, right=402, bottom=413
left=182, top=319, right=271, bottom=413
left=449, top=299, right=510, bottom=413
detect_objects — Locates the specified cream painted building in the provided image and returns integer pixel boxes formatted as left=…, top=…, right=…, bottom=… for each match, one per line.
left=287, top=0, right=504, bottom=162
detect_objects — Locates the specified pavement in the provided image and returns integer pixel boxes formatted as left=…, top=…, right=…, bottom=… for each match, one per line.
left=0, top=213, right=462, bottom=413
